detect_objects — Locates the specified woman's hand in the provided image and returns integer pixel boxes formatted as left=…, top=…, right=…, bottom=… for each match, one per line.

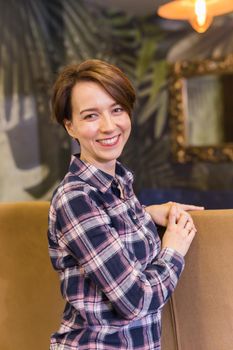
left=145, top=201, right=204, bottom=228
left=162, top=204, right=196, bottom=257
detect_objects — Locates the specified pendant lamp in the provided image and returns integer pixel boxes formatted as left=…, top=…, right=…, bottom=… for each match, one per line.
left=157, top=0, right=233, bottom=33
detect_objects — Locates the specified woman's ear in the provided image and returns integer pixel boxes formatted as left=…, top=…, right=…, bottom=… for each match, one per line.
left=64, top=118, right=75, bottom=138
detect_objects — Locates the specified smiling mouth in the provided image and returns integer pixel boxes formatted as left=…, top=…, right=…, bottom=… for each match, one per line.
left=96, top=135, right=120, bottom=146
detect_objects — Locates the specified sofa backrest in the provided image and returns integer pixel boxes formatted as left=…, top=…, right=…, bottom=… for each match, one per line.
left=1, top=203, right=233, bottom=350
left=161, top=209, right=233, bottom=350
left=0, top=202, right=64, bottom=350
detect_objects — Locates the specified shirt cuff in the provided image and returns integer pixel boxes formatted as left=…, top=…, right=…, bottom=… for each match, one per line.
left=157, top=247, right=185, bottom=275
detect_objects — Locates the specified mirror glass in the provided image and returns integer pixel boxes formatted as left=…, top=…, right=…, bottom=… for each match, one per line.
left=184, top=73, right=233, bottom=146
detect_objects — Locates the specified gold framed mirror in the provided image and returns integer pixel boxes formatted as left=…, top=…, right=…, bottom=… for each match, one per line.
left=169, top=54, right=233, bottom=163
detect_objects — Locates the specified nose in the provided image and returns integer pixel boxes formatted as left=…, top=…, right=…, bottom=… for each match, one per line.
left=99, top=113, right=115, bottom=133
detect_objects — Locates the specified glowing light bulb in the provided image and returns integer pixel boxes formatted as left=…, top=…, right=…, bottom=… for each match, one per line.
left=195, top=0, right=207, bottom=27
left=190, top=0, right=213, bottom=33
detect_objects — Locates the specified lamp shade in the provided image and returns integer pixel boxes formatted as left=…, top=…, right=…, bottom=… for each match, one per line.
left=158, top=0, right=233, bottom=33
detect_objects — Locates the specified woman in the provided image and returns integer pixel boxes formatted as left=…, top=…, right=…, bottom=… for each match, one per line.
left=48, top=59, right=203, bottom=350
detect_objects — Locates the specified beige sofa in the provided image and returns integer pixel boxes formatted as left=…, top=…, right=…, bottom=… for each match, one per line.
left=0, top=202, right=232, bottom=349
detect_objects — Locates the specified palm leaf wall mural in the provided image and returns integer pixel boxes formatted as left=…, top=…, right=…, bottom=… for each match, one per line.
left=0, top=0, right=139, bottom=200
left=1, top=0, right=68, bottom=200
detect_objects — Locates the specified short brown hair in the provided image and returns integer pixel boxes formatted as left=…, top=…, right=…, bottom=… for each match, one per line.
left=51, top=59, right=136, bottom=126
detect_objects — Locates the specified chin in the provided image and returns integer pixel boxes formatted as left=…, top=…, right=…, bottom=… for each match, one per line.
left=99, top=149, right=123, bottom=160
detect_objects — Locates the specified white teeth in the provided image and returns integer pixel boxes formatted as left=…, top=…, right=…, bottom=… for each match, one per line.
left=98, top=136, right=118, bottom=145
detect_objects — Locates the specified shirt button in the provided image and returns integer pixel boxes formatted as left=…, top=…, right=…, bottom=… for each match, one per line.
left=128, top=210, right=137, bottom=223
left=148, top=237, right=153, bottom=245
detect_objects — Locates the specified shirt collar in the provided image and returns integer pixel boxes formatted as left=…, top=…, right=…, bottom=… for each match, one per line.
left=68, top=154, right=134, bottom=194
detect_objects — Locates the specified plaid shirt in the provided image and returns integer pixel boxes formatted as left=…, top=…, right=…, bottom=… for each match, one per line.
left=48, top=155, right=184, bottom=350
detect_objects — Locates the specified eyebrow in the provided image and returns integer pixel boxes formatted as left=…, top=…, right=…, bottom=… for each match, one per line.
left=80, top=102, right=120, bottom=115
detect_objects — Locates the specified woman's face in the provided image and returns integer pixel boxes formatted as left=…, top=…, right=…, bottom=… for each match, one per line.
left=64, top=81, right=131, bottom=175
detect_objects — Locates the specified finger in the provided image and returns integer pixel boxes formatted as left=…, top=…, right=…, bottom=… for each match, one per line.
left=185, top=221, right=192, bottom=231
left=176, top=206, right=194, bottom=221
left=179, top=204, right=205, bottom=211
left=187, top=228, right=196, bottom=242
left=177, top=208, right=197, bottom=229
left=177, top=212, right=189, bottom=229
left=185, top=215, right=197, bottom=232
left=167, top=204, right=177, bottom=227
left=180, top=210, right=193, bottom=223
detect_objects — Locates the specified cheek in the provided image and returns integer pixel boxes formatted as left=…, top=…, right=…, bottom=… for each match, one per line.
left=123, top=117, right=132, bottom=134
left=77, top=124, right=99, bottom=139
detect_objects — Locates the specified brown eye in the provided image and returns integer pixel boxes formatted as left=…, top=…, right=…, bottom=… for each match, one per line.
left=113, top=106, right=124, bottom=114
left=84, top=114, right=97, bottom=120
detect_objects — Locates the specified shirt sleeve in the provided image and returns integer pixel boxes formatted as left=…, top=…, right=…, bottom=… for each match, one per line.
left=55, top=189, right=185, bottom=321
